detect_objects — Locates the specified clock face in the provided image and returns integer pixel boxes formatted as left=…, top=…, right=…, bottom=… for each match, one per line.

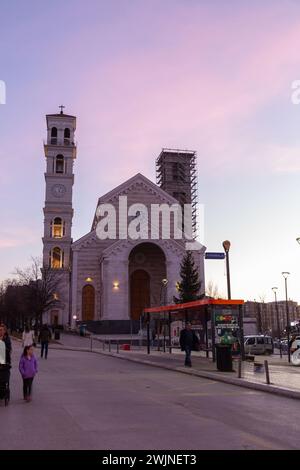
left=51, top=184, right=66, bottom=198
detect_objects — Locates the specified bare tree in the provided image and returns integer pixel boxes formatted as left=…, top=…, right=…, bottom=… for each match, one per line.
left=258, top=293, right=268, bottom=334
left=0, top=279, right=30, bottom=329
left=14, top=257, right=63, bottom=327
left=258, top=293, right=266, bottom=303
left=205, top=281, right=225, bottom=299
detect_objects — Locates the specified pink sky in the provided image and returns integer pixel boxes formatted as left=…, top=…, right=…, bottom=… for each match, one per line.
left=1, top=1, right=300, bottom=303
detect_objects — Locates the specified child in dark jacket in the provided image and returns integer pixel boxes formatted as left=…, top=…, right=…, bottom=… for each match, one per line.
left=19, top=345, right=38, bottom=402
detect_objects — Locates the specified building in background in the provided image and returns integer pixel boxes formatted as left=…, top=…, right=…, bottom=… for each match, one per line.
left=42, top=110, right=205, bottom=333
left=243, top=300, right=299, bottom=336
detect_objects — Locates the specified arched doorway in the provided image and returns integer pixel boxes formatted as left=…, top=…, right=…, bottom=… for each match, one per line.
left=82, top=285, right=95, bottom=321
left=129, top=243, right=166, bottom=320
left=130, top=270, right=150, bottom=320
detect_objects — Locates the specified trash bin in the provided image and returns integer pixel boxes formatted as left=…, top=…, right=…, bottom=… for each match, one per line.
left=79, top=325, right=86, bottom=337
left=215, top=344, right=233, bottom=371
left=54, top=330, right=60, bottom=340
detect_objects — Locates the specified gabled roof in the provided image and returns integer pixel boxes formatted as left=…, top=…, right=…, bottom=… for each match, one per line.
left=91, top=172, right=181, bottom=230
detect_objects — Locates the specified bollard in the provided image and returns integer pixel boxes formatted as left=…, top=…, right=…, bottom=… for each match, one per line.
left=264, top=360, right=270, bottom=384
left=103, top=341, right=105, bottom=351
left=117, top=340, right=119, bottom=354
left=90, top=336, right=93, bottom=351
left=109, top=340, right=111, bottom=352
left=238, top=357, right=242, bottom=378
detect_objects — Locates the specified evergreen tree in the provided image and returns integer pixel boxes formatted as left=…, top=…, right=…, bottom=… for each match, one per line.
left=174, top=251, right=203, bottom=303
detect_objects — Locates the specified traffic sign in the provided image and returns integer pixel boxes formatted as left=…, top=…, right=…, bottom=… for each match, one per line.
left=205, top=252, right=225, bottom=260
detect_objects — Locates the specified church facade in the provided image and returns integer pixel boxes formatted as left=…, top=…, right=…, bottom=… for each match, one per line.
left=42, top=110, right=205, bottom=332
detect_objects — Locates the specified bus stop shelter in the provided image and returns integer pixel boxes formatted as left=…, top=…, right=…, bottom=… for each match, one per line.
left=143, top=298, right=245, bottom=361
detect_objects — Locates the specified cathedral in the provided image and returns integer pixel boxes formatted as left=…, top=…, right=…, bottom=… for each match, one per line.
left=42, top=109, right=205, bottom=333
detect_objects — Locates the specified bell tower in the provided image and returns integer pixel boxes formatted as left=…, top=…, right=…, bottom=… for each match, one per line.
left=156, top=148, right=198, bottom=235
left=42, top=106, right=77, bottom=325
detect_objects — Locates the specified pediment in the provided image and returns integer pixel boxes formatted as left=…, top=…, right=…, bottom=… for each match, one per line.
left=91, top=173, right=180, bottom=230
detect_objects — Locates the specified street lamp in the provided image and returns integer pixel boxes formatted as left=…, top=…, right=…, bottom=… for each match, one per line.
left=71, top=314, right=77, bottom=331
left=222, top=240, right=231, bottom=300
left=160, top=278, right=168, bottom=352
left=271, top=287, right=282, bottom=358
left=282, top=272, right=291, bottom=363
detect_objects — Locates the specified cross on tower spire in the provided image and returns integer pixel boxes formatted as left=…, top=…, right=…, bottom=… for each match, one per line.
left=59, top=105, right=65, bottom=114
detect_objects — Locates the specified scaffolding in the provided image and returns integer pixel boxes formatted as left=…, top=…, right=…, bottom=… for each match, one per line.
left=156, top=148, right=198, bottom=236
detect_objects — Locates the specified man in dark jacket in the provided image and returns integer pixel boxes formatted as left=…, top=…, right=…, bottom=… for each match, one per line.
left=180, top=322, right=199, bottom=367
left=39, top=324, right=52, bottom=359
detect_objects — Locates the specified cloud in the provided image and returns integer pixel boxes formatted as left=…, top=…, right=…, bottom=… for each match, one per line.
left=71, top=5, right=300, bottom=180
left=0, top=229, right=39, bottom=250
left=270, top=145, right=300, bottom=173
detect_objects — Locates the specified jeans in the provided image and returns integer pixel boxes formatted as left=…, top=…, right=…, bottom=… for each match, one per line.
left=41, top=341, right=49, bottom=359
left=184, top=346, right=192, bottom=366
left=23, top=378, right=33, bottom=399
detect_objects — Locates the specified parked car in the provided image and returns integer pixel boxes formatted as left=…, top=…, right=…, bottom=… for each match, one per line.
left=280, top=339, right=289, bottom=352
left=290, top=336, right=300, bottom=352
left=291, top=338, right=300, bottom=366
left=244, top=335, right=274, bottom=355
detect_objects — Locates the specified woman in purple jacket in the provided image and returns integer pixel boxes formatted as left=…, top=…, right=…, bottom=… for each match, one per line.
left=19, top=345, right=38, bottom=402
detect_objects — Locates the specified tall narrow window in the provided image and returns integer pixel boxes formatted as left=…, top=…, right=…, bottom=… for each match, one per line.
left=51, top=127, right=57, bottom=137
left=50, top=247, right=64, bottom=269
left=64, top=128, right=70, bottom=145
left=51, top=217, right=65, bottom=238
left=55, top=155, right=64, bottom=174
left=51, top=127, right=57, bottom=145
left=64, top=128, right=70, bottom=138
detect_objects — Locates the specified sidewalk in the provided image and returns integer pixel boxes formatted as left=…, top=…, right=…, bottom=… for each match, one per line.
left=48, top=333, right=300, bottom=399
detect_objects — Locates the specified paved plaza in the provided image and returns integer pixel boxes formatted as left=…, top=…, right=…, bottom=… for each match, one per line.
left=53, top=334, right=300, bottom=395
left=1, top=341, right=300, bottom=450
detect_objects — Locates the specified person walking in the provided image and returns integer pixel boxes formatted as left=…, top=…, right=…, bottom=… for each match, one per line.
left=22, top=326, right=35, bottom=348
left=39, top=324, right=51, bottom=359
left=0, top=324, right=12, bottom=366
left=19, top=345, right=38, bottom=402
left=180, top=322, right=199, bottom=367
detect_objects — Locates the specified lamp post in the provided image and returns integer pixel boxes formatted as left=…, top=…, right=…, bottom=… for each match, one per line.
left=161, top=278, right=168, bottom=352
left=282, top=272, right=291, bottom=363
left=72, top=314, right=77, bottom=331
left=272, top=287, right=282, bottom=358
left=222, top=240, right=231, bottom=300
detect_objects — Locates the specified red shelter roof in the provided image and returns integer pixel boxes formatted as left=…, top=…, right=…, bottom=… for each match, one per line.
left=144, top=298, right=244, bottom=314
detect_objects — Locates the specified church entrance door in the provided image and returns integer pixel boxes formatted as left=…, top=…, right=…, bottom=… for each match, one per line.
left=130, top=269, right=150, bottom=320
left=82, top=285, right=95, bottom=321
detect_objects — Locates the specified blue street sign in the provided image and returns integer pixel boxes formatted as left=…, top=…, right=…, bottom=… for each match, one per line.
left=205, top=252, right=225, bottom=260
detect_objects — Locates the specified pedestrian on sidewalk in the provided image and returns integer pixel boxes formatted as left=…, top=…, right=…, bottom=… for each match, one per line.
left=180, top=322, right=199, bottom=367
left=0, top=324, right=12, bottom=399
left=19, top=345, right=38, bottom=402
left=22, top=326, right=35, bottom=348
left=38, top=324, right=51, bottom=359
left=0, top=324, right=12, bottom=366
left=151, top=328, right=156, bottom=347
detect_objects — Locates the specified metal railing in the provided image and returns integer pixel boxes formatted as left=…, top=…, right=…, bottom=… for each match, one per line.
left=237, top=358, right=271, bottom=385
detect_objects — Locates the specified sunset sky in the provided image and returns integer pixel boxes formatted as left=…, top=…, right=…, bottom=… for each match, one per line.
left=1, top=0, right=300, bottom=303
